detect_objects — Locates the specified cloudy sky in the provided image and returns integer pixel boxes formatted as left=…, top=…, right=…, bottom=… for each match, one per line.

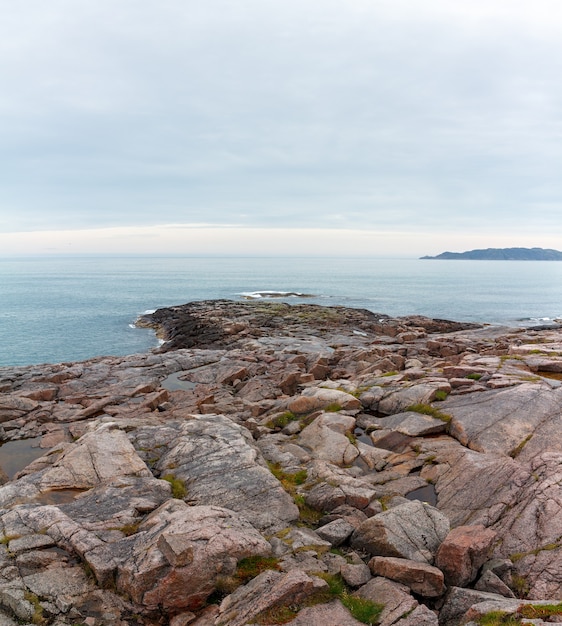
left=1, top=0, right=562, bottom=256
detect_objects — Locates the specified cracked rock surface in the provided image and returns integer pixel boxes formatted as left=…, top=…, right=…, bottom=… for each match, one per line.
left=1, top=300, right=562, bottom=624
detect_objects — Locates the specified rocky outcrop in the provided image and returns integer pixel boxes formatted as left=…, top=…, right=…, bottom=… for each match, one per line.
left=2, top=300, right=562, bottom=624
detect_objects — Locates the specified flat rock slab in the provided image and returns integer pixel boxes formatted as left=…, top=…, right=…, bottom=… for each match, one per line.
left=280, top=599, right=367, bottom=626
left=366, top=411, right=447, bottom=437
left=369, top=556, right=445, bottom=597
left=444, top=383, right=562, bottom=459
left=39, top=424, right=152, bottom=490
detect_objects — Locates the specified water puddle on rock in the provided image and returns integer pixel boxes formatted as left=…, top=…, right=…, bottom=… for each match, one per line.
left=354, top=428, right=374, bottom=446
left=32, top=489, right=86, bottom=505
left=161, top=372, right=198, bottom=391
left=405, top=484, right=438, bottom=506
left=0, top=437, right=44, bottom=479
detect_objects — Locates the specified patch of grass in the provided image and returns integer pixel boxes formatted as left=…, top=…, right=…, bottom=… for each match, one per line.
left=116, top=522, right=140, bottom=537
left=313, top=573, right=383, bottom=625
left=475, top=611, right=521, bottom=625
left=518, top=602, right=562, bottom=619
left=0, top=534, right=20, bottom=545
left=236, top=555, right=282, bottom=584
left=466, top=372, right=483, bottom=380
left=161, top=474, right=187, bottom=499
left=212, top=555, right=282, bottom=599
left=433, top=390, right=449, bottom=401
left=509, top=434, right=533, bottom=459
left=268, top=463, right=308, bottom=489
left=293, top=494, right=324, bottom=526
left=511, top=573, right=530, bottom=598
left=267, top=463, right=321, bottom=526
left=381, top=371, right=398, bottom=377
left=267, top=411, right=299, bottom=429
left=406, top=403, right=452, bottom=423
left=24, top=591, right=46, bottom=625
left=324, top=403, right=343, bottom=412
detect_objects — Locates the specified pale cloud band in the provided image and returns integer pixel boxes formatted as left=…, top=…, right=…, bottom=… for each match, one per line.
left=2, top=225, right=560, bottom=258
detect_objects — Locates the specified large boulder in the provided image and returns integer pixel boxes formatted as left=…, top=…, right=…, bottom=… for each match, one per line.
left=368, top=556, right=445, bottom=597
left=154, top=415, right=299, bottom=532
left=351, top=500, right=450, bottom=564
left=216, top=569, right=325, bottom=626
left=298, top=412, right=359, bottom=466
left=116, top=500, right=272, bottom=611
left=435, top=525, right=497, bottom=587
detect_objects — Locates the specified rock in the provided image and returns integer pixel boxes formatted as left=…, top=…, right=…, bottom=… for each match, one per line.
left=316, top=518, right=356, bottom=546
left=366, top=411, right=447, bottom=437
left=216, top=569, right=325, bottom=626
left=368, top=556, right=445, bottom=597
left=153, top=415, right=299, bottom=532
left=298, top=412, right=360, bottom=466
left=353, top=577, right=418, bottom=626
left=116, top=501, right=272, bottom=611
left=438, top=587, right=508, bottom=626
left=0, top=395, right=39, bottom=422
left=39, top=424, right=152, bottom=490
left=435, top=525, right=497, bottom=587
left=444, top=383, right=562, bottom=459
left=340, top=563, right=372, bottom=587
left=280, top=599, right=366, bottom=626
left=288, top=388, right=361, bottom=414
left=378, top=383, right=450, bottom=415
left=474, top=569, right=515, bottom=598
left=351, top=500, right=450, bottom=564
left=394, top=604, right=438, bottom=625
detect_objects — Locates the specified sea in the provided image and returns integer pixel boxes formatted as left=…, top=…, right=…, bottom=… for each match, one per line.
left=2, top=255, right=562, bottom=368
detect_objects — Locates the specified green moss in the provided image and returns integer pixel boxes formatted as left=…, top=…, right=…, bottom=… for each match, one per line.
left=405, top=403, right=452, bottom=423
left=466, top=372, right=483, bottom=380
left=161, top=474, right=187, bottom=499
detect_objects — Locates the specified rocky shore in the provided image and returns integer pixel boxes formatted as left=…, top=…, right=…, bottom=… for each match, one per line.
left=2, top=300, right=562, bottom=625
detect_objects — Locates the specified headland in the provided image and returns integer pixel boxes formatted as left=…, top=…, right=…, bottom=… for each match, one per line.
left=1, top=300, right=562, bottom=624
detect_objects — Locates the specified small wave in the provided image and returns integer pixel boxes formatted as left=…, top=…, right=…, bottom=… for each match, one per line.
left=518, top=316, right=562, bottom=327
left=142, top=309, right=156, bottom=315
left=238, top=291, right=316, bottom=300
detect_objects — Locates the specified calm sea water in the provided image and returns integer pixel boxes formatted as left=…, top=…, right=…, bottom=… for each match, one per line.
left=2, top=256, right=562, bottom=367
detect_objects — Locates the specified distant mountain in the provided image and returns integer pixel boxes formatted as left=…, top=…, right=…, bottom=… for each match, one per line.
left=421, top=247, right=562, bottom=261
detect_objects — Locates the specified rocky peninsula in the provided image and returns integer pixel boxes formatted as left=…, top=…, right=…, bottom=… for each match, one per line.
left=2, top=300, right=562, bottom=625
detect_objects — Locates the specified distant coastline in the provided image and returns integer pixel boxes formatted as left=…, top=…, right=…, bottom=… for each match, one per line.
left=421, top=247, right=562, bottom=261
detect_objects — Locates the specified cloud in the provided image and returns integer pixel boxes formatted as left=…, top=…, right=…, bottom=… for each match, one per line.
left=1, top=1, right=562, bottom=248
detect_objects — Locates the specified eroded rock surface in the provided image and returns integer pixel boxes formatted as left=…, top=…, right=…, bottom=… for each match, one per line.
left=1, top=300, right=562, bottom=624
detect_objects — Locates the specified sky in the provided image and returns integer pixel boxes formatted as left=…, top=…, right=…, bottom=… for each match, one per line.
left=1, top=0, right=562, bottom=257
